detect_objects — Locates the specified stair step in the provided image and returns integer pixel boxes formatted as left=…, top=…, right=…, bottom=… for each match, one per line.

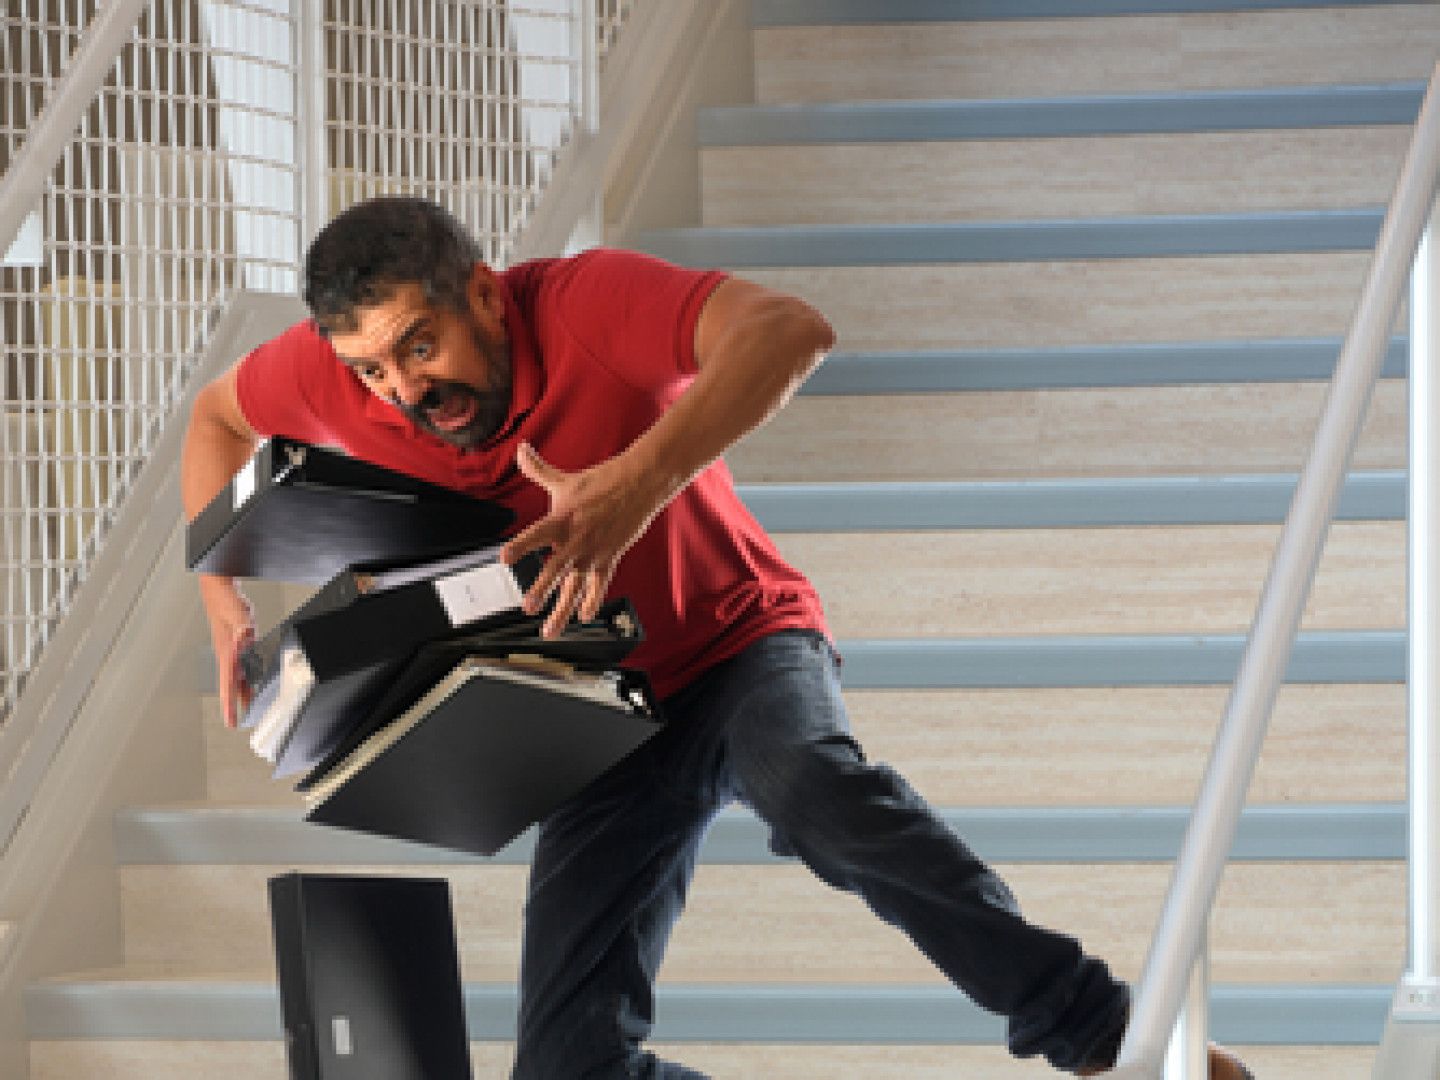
left=24, top=1039, right=1377, bottom=1080
left=754, top=0, right=1421, bottom=24
left=838, top=631, right=1403, bottom=687
left=114, top=804, right=1406, bottom=867
left=704, top=127, right=1408, bottom=227
left=23, top=975, right=1390, bottom=1045
left=114, top=860, right=1402, bottom=982
left=799, top=338, right=1408, bottom=394
left=744, top=472, right=1405, bottom=529
left=637, top=209, right=1385, bottom=268
left=737, top=253, right=1372, bottom=350
left=197, top=630, right=1406, bottom=696
left=195, top=629, right=1406, bottom=696
left=752, top=5, right=1440, bottom=104
left=784, top=521, right=1402, bottom=637
left=700, top=83, right=1423, bottom=145
left=729, top=379, right=1402, bottom=481
left=209, top=683, right=1405, bottom=807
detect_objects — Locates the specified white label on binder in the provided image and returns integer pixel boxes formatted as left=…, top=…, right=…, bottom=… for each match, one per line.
left=232, top=457, right=258, bottom=511
left=331, top=1015, right=353, bottom=1056
left=434, top=563, right=524, bottom=626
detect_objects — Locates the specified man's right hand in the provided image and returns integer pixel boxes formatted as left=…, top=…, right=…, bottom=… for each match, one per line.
left=202, top=576, right=256, bottom=728
left=183, top=363, right=263, bottom=729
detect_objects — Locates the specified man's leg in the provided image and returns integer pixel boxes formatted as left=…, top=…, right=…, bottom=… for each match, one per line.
left=510, top=662, right=746, bottom=1080
left=719, top=630, right=1130, bottom=1073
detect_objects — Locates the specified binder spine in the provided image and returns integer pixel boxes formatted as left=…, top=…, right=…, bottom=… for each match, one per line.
left=185, top=438, right=277, bottom=570
left=267, top=874, right=322, bottom=1080
left=297, top=551, right=547, bottom=679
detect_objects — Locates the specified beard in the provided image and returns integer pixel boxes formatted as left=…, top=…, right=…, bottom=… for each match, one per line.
left=396, top=325, right=513, bottom=449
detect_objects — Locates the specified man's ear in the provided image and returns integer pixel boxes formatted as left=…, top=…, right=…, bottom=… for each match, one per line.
left=467, top=262, right=505, bottom=331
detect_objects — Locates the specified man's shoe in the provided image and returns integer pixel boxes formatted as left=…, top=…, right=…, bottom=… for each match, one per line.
left=1076, top=1042, right=1253, bottom=1078
left=1207, top=1044, right=1254, bottom=1080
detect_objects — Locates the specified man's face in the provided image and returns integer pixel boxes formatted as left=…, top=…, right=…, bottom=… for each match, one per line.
left=327, top=267, right=513, bottom=449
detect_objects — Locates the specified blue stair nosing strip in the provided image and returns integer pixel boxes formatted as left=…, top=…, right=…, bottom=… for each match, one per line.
left=115, top=803, right=1405, bottom=867
left=740, top=472, right=1406, bottom=532
left=632, top=209, right=1384, bottom=268
left=799, top=336, right=1408, bottom=394
left=24, top=980, right=1391, bottom=1044
left=754, top=0, right=1419, bottom=26
left=699, top=83, right=1424, bottom=144
left=840, top=631, right=1404, bottom=688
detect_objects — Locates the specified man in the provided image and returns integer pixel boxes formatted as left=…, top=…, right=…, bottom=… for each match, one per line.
left=181, top=197, right=1250, bottom=1079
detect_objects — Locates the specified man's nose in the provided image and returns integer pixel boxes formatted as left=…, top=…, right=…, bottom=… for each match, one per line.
left=387, top=366, right=429, bottom=408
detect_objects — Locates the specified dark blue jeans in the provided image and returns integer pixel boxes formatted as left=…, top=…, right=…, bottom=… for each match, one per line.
left=510, top=630, right=1129, bottom=1078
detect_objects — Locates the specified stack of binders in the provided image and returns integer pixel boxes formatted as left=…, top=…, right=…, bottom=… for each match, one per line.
left=188, top=436, right=665, bottom=858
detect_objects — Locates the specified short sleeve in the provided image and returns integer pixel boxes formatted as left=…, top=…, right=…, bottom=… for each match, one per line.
left=234, top=320, right=337, bottom=440
left=546, top=248, right=727, bottom=390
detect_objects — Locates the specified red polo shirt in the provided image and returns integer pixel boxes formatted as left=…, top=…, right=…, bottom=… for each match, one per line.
left=235, top=247, right=828, bottom=699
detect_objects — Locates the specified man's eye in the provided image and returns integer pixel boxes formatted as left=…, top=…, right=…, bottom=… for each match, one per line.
left=356, top=365, right=382, bottom=381
left=411, top=341, right=434, bottom=361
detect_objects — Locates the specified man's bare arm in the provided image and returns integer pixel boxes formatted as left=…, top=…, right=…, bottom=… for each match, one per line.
left=625, top=276, right=835, bottom=511
left=181, top=364, right=262, bottom=727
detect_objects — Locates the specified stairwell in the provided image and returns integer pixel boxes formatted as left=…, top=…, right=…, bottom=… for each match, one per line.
left=22, top=1, right=1440, bottom=1077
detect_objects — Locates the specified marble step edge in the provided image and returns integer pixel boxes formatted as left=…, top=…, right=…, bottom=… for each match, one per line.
left=115, top=803, right=1405, bottom=867
left=839, top=631, right=1403, bottom=688
left=25, top=979, right=1390, bottom=1044
left=699, top=81, right=1423, bottom=145
left=198, top=632, right=1405, bottom=696
left=632, top=208, right=1383, bottom=267
left=752, top=0, right=1418, bottom=26
left=800, top=336, right=1408, bottom=393
left=197, top=630, right=1405, bottom=697
left=195, top=628, right=1408, bottom=701
left=739, top=470, right=1405, bottom=531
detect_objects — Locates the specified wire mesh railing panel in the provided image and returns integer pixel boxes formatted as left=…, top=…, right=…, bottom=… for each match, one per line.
left=321, top=0, right=592, bottom=268
left=1, top=0, right=303, bottom=719
left=0, top=0, right=638, bottom=725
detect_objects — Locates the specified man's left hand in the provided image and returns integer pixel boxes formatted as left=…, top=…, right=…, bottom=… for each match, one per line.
left=501, top=442, right=666, bottom=637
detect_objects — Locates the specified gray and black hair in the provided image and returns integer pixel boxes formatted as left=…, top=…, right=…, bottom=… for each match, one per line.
left=302, top=196, right=485, bottom=335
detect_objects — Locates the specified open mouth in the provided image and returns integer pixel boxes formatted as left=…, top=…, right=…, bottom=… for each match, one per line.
left=424, top=389, right=479, bottom=432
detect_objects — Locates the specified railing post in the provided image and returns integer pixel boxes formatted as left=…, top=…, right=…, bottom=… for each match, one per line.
left=1372, top=176, right=1440, bottom=1080
left=567, top=0, right=603, bottom=253
left=296, top=0, right=329, bottom=247
left=1163, top=925, right=1210, bottom=1080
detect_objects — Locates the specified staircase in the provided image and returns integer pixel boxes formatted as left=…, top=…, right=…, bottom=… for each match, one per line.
left=23, top=1, right=1440, bottom=1077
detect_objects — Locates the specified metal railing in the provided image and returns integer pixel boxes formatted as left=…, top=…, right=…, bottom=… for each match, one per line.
left=1111, top=60, right=1440, bottom=1080
left=0, top=0, right=632, bottom=725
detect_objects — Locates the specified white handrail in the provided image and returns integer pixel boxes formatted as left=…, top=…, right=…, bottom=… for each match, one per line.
left=1408, top=207, right=1440, bottom=990
left=1114, top=59, right=1440, bottom=1077
left=0, top=0, right=150, bottom=260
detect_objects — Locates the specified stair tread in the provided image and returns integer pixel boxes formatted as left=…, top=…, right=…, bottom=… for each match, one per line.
left=118, top=803, right=1406, bottom=865
left=751, top=5, right=1440, bottom=105
left=701, top=81, right=1424, bottom=144
left=635, top=207, right=1386, bottom=268
left=753, top=0, right=1422, bottom=25
left=798, top=338, right=1408, bottom=392
left=25, top=972, right=1394, bottom=1045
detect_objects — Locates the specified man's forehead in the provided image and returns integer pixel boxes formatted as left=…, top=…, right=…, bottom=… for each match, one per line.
left=329, top=287, right=434, bottom=358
